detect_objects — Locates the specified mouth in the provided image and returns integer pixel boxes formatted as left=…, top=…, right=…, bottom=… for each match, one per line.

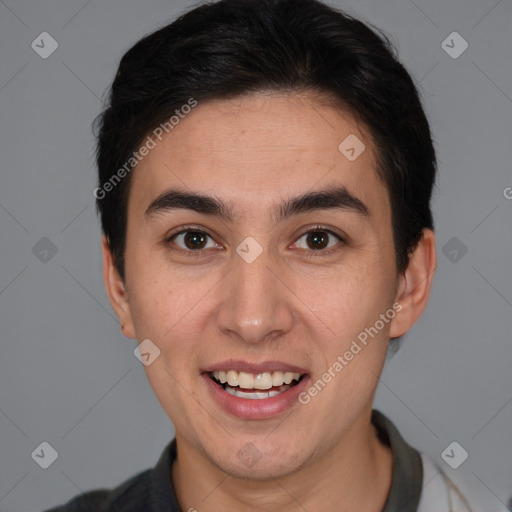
left=202, top=361, right=310, bottom=419
left=209, top=370, right=305, bottom=400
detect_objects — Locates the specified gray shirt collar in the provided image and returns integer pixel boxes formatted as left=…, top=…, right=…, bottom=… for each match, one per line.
left=372, top=409, right=424, bottom=512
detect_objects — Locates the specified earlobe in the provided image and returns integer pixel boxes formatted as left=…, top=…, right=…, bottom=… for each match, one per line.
left=389, top=229, right=437, bottom=338
left=101, top=236, right=136, bottom=338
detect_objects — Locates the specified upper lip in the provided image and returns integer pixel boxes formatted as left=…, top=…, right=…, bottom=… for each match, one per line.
left=202, top=360, right=309, bottom=375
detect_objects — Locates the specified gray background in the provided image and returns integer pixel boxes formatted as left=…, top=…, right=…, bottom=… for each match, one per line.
left=0, top=0, right=511, bottom=510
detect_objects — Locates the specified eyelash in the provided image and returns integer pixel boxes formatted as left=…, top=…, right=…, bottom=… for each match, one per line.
left=164, top=224, right=346, bottom=259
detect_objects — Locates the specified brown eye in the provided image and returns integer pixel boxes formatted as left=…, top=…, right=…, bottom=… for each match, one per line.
left=171, top=230, right=217, bottom=251
left=305, top=231, right=329, bottom=250
left=183, top=231, right=208, bottom=249
left=294, top=229, right=342, bottom=253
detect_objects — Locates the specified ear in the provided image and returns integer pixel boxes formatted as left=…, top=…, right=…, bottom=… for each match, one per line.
left=102, top=236, right=136, bottom=338
left=389, top=229, right=437, bottom=338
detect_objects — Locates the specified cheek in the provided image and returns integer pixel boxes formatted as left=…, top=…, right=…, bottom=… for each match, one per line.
left=309, top=267, right=392, bottom=408
left=126, top=245, right=187, bottom=331
left=129, top=282, right=201, bottom=406
left=126, top=263, right=216, bottom=375
left=315, top=259, right=392, bottom=336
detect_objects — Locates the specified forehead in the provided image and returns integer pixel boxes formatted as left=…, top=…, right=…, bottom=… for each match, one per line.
left=128, top=92, right=388, bottom=221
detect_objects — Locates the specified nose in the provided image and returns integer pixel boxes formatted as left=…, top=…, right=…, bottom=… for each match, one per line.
left=216, top=243, right=295, bottom=345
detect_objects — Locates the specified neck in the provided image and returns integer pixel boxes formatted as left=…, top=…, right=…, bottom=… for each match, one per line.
left=171, top=408, right=393, bottom=512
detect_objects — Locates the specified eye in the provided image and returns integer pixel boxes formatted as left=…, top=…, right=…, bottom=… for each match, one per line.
left=292, top=226, right=345, bottom=256
left=167, top=226, right=220, bottom=254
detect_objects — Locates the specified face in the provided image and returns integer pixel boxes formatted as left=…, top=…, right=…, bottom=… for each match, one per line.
left=104, top=92, right=426, bottom=480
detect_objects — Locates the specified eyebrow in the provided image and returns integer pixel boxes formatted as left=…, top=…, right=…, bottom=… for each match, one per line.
left=144, top=185, right=370, bottom=223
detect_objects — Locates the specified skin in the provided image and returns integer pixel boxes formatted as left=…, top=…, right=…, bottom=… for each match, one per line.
left=103, top=91, right=436, bottom=511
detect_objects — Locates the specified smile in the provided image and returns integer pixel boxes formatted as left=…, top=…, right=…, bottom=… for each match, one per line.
left=210, top=370, right=304, bottom=400
left=202, top=360, right=310, bottom=419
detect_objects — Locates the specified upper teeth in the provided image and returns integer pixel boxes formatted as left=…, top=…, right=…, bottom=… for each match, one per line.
left=212, top=370, right=302, bottom=390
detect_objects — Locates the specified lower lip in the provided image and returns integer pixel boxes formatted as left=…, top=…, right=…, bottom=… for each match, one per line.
left=202, top=373, right=310, bottom=420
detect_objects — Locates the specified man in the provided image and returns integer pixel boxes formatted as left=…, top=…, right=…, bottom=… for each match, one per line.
left=45, top=0, right=503, bottom=510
